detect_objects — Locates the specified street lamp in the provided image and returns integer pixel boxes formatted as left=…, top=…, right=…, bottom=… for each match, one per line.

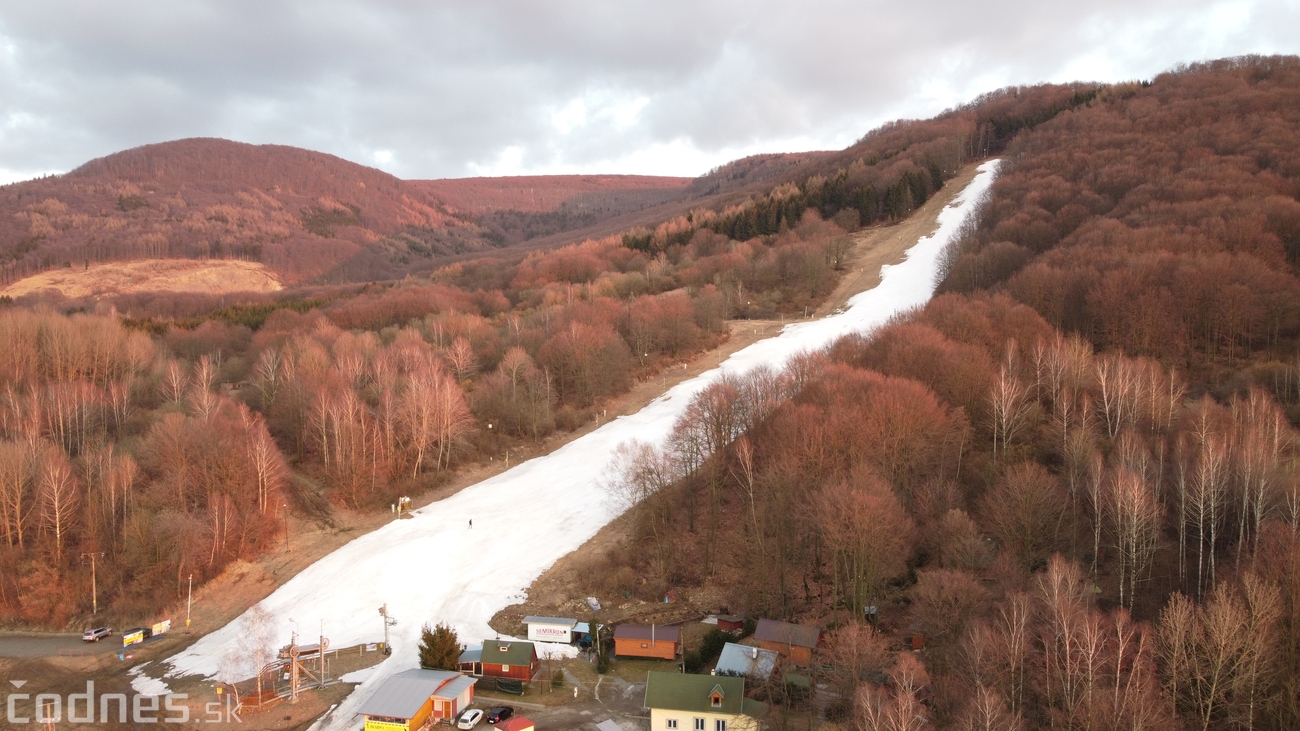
left=186, top=574, right=193, bottom=628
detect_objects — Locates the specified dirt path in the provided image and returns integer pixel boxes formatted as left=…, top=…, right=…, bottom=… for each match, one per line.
left=816, top=162, right=981, bottom=317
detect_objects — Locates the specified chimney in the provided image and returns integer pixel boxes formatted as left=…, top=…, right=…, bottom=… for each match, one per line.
left=751, top=647, right=757, bottom=659
left=651, top=623, right=656, bottom=646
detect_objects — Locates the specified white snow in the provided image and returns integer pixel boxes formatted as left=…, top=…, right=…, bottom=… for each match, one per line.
left=338, top=667, right=376, bottom=684
left=164, top=160, right=1001, bottom=731
left=128, top=663, right=173, bottom=696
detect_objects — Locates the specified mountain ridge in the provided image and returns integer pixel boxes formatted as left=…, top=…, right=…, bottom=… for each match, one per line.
left=0, top=137, right=831, bottom=289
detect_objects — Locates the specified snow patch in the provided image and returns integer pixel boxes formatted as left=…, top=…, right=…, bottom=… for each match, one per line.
left=128, top=663, right=173, bottom=696
left=163, top=161, right=1001, bottom=731
left=339, top=667, right=376, bottom=684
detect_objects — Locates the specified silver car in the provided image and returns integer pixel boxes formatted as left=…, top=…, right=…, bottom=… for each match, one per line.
left=81, top=627, right=112, bottom=642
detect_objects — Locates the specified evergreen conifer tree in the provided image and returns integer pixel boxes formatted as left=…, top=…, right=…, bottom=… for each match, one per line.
left=418, top=622, right=462, bottom=670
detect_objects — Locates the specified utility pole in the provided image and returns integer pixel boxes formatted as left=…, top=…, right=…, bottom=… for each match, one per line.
left=320, top=620, right=327, bottom=688
left=288, top=628, right=299, bottom=704
left=81, top=552, right=104, bottom=615
left=282, top=503, right=289, bottom=551
left=379, top=604, right=395, bottom=655
left=186, top=574, right=193, bottom=628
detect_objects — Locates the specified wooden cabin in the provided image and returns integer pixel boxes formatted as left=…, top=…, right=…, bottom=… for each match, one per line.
left=613, top=624, right=681, bottom=660
left=479, top=640, right=539, bottom=681
left=753, top=619, right=821, bottom=667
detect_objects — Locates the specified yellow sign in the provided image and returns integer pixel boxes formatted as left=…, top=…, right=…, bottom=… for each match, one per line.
left=364, top=720, right=409, bottom=731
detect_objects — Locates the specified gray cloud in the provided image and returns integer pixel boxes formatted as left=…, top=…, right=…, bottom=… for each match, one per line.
left=0, top=0, right=1296, bottom=181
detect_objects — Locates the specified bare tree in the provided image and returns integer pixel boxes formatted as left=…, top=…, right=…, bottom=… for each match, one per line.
left=38, top=448, right=80, bottom=568
left=604, top=440, right=681, bottom=573
left=162, top=359, right=189, bottom=404
left=821, top=622, right=889, bottom=698
left=1159, top=576, right=1281, bottom=731
left=242, top=407, right=285, bottom=514
left=0, top=440, right=34, bottom=547
left=1231, top=388, right=1288, bottom=561
left=957, top=686, right=1022, bottom=731
left=989, top=344, right=1032, bottom=463
left=445, top=337, right=477, bottom=381
left=189, top=355, right=220, bottom=421
left=1108, top=468, right=1163, bottom=610
left=818, top=470, right=915, bottom=620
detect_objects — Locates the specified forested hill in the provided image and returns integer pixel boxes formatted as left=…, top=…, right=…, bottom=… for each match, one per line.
left=940, top=55, right=1300, bottom=389
left=588, top=56, right=1300, bottom=731
left=0, top=139, right=702, bottom=287
left=0, top=76, right=1110, bottom=295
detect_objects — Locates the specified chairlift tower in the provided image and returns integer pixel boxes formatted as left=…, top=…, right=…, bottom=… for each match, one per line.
left=379, top=604, right=397, bottom=655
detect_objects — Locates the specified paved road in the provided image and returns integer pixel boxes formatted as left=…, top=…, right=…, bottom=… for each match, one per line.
left=0, top=632, right=120, bottom=658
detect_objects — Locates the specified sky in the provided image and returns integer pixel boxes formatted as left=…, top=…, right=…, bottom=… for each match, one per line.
left=0, top=0, right=1296, bottom=183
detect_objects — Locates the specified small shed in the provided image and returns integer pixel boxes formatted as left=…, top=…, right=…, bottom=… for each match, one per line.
left=479, top=640, right=539, bottom=680
left=494, top=717, right=536, bottom=731
left=613, top=624, right=681, bottom=660
left=717, top=614, right=745, bottom=633
left=753, top=619, right=820, bottom=667
left=356, top=668, right=476, bottom=731
left=715, top=642, right=780, bottom=681
left=523, top=615, right=578, bottom=643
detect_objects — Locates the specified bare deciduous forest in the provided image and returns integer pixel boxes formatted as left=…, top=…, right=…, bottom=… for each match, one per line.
left=595, top=56, right=1300, bottom=730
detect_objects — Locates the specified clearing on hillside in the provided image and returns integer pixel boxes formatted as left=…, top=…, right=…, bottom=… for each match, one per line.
left=2, top=258, right=283, bottom=299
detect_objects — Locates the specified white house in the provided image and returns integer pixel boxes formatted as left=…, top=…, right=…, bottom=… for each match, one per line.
left=523, top=616, right=578, bottom=643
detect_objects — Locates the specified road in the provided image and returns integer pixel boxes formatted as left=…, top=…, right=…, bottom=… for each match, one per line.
left=0, top=632, right=120, bottom=658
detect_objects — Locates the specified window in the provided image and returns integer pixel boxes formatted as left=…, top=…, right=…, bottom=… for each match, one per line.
left=666, top=720, right=678, bottom=729
left=710, top=693, right=722, bottom=708
left=694, top=719, right=705, bottom=731
left=642, top=643, right=649, bottom=648
left=502, top=665, right=510, bottom=672
left=715, top=721, right=727, bottom=731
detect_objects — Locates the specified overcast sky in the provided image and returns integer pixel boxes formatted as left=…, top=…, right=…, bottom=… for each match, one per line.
left=0, top=0, right=1296, bottom=183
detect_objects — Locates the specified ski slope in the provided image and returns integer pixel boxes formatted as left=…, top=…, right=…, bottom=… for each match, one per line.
left=164, top=160, right=1001, bottom=730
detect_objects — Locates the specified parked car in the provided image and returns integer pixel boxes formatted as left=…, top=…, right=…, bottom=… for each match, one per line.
left=457, top=708, right=483, bottom=729
left=81, top=627, right=112, bottom=642
left=485, top=706, right=514, bottom=724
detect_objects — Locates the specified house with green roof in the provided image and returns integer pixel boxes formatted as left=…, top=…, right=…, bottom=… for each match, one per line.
left=644, top=671, right=767, bottom=731
left=472, top=639, right=539, bottom=681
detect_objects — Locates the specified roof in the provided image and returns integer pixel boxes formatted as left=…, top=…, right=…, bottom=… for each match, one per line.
left=357, top=668, right=460, bottom=719
left=432, top=674, right=476, bottom=700
left=481, top=639, right=537, bottom=667
left=715, top=642, right=780, bottom=680
left=753, top=619, right=820, bottom=649
left=459, top=646, right=482, bottom=664
left=523, top=616, right=577, bottom=627
left=595, top=721, right=625, bottom=731
left=643, top=672, right=765, bottom=718
left=494, top=717, right=535, bottom=731
left=614, top=624, right=682, bottom=643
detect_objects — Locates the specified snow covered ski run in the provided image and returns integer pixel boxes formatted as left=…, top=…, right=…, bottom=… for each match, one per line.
left=163, top=160, right=1001, bottom=730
